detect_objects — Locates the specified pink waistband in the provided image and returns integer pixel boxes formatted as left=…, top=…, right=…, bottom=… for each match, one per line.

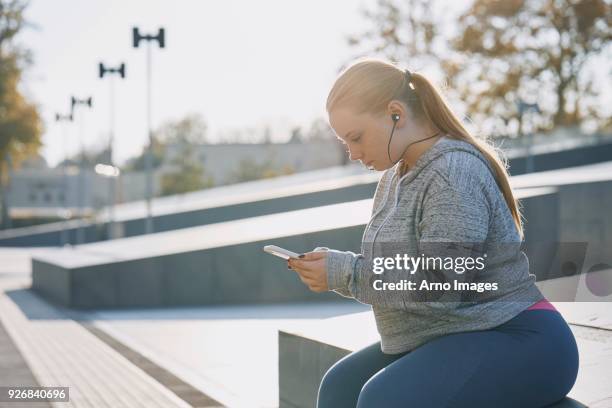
left=526, top=299, right=557, bottom=312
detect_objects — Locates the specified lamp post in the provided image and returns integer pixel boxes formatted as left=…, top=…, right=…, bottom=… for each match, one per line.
left=71, top=96, right=93, bottom=245
left=55, top=112, right=74, bottom=246
left=132, top=27, right=165, bottom=235
left=98, top=62, right=125, bottom=240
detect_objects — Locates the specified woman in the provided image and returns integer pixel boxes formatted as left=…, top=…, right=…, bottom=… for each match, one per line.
left=287, top=58, right=579, bottom=408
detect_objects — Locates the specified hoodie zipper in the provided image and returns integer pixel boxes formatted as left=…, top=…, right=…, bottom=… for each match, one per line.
left=361, top=162, right=401, bottom=241
left=366, top=135, right=455, bottom=254
left=368, top=167, right=412, bottom=255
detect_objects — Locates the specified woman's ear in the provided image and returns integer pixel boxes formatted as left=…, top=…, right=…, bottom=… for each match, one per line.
left=387, top=100, right=408, bottom=125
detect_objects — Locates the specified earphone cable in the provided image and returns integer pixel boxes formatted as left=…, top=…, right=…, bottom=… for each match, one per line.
left=386, top=119, right=441, bottom=168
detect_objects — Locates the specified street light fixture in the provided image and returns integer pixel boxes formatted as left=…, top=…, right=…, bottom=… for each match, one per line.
left=99, top=62, right=126, bottom=240
left=132, top=27, right=165, bottom=235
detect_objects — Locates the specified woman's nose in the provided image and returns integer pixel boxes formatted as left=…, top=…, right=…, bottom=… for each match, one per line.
left=347, top=147, right=363, bottom=161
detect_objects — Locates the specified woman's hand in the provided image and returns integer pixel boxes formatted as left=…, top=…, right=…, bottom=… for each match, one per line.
left=287, top=251, right=329, bottom=293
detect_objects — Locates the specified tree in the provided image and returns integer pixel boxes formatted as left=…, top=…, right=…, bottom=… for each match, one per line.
left=346, top=0, right=445, bottom=68
left=123, top=113, right=208, bottom=172
left=228, top=155, right=294, bottom=183
left=154, top=112, right=208, bottom=145
left=288, top=126, right=304, bottom=143
left=451, top=0, right=611, bottom=134
left=60, top=139, right=112, bottom=168
left=153, top=113, right=214, bottom=195
left=343, top=0, right=467, bottom=133
left=262, top=125, right=272, bottom=144
left=305, top=118, right=335, bottom=142
left=217, top=128, right=247, bottom=144
left=121, top=136, right=165, bottom=172
left=347, top=0, right=611, bottom=137
left=159, top=146, right=213, bottom=196
left=0, top=0, right=44, bottom=228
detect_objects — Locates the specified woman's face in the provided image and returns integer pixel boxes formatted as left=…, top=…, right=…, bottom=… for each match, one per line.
left=328, top=107, right=395, bottom=171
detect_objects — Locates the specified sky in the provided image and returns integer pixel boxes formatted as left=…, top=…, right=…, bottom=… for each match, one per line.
left=19, top=0, right=381, bottom=167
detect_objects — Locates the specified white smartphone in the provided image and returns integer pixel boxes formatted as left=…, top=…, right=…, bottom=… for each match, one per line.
left=263, top=245, right=300, bottom=260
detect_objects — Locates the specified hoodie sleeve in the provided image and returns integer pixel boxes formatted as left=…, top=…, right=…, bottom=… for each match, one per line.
left=326, top=154, right=493, bottom=308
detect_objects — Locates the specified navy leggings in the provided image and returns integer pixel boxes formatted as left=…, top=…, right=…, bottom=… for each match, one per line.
left=317, top=309, right=579, bottom=408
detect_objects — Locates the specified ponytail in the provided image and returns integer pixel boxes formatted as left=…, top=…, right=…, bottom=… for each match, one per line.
left=410, top=73, right=524, bottom=239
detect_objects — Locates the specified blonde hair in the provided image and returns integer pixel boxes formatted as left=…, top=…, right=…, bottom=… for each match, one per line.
left=326, top=58, right=523, bottom=239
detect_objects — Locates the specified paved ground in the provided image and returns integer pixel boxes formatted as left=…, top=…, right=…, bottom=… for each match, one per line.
left=0, top=249, right=199, bottom=407
left=0, top=313, right=51, bottom=408
left=82, top=301, right=368, bottom=407
left=0, top=275, right=195, bottom=408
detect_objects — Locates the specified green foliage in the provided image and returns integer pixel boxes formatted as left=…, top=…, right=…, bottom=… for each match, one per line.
left=0, top=0, right=43, bottom=228
left=155, top=113, right=214, bottom=195
left=306, top=118, right=335, bottom=141
left=60, top=144, right=111, bottom=168
left=348, top=0, right=440, bottom=65
left=122, top=113, right=208, bottom=173
left=159, top=148, right=214, bottom=196
left=121, top=137, right=165, bottom=172
left=288, top=126, right=304, bottom=143
left=348, top=0, right=611, bottom=136
left=154, top=112, right=208, bottom=145
left=0, top=0, right=43, bottom=183
left=228, top=156, right=294, bottom=184
left=452, top=0, right=611, bottom=132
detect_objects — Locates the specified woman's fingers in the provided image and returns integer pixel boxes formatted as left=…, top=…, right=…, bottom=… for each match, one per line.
left=288, top=253, right=325, bottom=271
left=297, top=274, right=324, bottom=292
left=288, top=261, right=317, bottom=283
left=287, top=259, right=308, bottom=274
left=298, top=251, right=327, bottom=261
left=289, top=260, right=319, bottom=277
left=287, top=254, right=327, bottom=292
left=295, top=270, right=315, bottom=286
left=291, top=264, right=314, bottom=279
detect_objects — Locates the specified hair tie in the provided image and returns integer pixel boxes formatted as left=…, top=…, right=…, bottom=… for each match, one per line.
left=404, top=69, right=412, bottom=82
left=404, top=69, right=416, bottom=91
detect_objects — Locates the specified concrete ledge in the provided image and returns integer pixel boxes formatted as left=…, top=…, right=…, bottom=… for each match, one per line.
left=31, top=200, right=372, bottom=308
left=278, top=312, right=379, bottom=408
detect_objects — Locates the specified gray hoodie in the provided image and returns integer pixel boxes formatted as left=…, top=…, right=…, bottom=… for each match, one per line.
left=326, top=135, right=544, bottom=354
